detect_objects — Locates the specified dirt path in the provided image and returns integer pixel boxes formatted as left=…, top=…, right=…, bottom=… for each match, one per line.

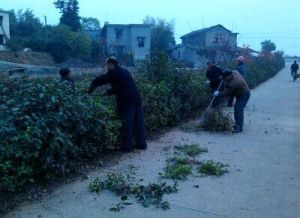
left=5, top=65, right=300, bottom=218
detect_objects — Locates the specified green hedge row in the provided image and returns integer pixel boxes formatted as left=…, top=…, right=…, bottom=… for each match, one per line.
left=247, top=52, right=285, bottom=88
left=0, top=51, right=284, bottom=193
left=0, top=79, right=121, bottom=192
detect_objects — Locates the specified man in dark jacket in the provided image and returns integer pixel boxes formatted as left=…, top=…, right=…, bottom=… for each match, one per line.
left=213, top=69, right=251, bottom=133
left=206, top=61, right=223, bottom=107
left=291, top=61, right=299, bottom=81
left=88, top=57, right=147, bottom=152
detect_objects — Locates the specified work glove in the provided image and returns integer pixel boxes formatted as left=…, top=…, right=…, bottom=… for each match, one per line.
left=213, top=91, right=220, bottom=96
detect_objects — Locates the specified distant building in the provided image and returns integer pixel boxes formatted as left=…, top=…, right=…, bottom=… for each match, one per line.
left=0, top=10, right=10, bottom=51
left=171, top=25, right=238, bottom=68
left=102, top=24, right=151, bottom=60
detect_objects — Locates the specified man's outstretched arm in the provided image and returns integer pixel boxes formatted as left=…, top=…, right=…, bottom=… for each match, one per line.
left=88, top=74, right=109, bottom=94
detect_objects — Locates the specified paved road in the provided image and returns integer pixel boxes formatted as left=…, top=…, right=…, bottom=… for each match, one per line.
left=5, top=65, right=300, bottom=218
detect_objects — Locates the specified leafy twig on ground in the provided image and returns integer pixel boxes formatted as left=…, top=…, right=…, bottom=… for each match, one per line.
left=109, top=202, right=125, bottom=212
left=174, top=144, right=208, bottom=163
left=175, top=144, right=208, bottom=156
left=163, top=156, right=192, bottom=180
left=197, top=160, right=229, bottom=176
left=88, top=178, right=104, bottom=193
left=131, top=182, right=178, bottom=209
left=89, top=173, right=177, bottom=211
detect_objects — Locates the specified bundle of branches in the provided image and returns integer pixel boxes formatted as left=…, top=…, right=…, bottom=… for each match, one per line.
left=199, top=110, right=233, bottom=132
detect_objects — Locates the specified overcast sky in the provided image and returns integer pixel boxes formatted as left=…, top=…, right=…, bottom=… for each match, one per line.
left=1, top=0, right=300, bottom=55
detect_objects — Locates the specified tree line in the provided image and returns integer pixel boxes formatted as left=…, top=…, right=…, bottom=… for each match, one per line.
left=3, top=0, right=175, bottom=64
left=3, top=0, right=278, bottom=66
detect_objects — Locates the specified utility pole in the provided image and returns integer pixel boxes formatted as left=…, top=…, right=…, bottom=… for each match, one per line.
left=44, top=16, right=47, bottom=26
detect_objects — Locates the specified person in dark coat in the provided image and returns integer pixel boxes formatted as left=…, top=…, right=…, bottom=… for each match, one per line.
left=88, top=57, right=147, bottom=152
left=228, top=56, right=249, bottom=107
left=206, top=61, right=223, bottom=107
left=59, top=68, right=75, bottom=90
left=291, top=61, right=299, bottom=81
left=213, top=69, right=251, bottom=133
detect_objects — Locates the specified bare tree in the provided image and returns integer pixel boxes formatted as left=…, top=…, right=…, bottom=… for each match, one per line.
left=197, top=33, right=237, bottom=66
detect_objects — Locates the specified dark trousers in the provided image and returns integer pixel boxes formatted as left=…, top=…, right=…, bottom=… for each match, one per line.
left=291, top=71, right=298, bottom=80
left=228, top=96, right=234, bottom=107
left=234, top=92, right=250, bottom=131
left=120, top=106, right=147, bottom=151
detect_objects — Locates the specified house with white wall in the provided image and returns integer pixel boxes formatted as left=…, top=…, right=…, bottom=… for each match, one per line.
left=102, top=24, right=151, bottom=60
left=171, top=25, right=238, bottom=68
left=0, top=10, right=10, bottom=51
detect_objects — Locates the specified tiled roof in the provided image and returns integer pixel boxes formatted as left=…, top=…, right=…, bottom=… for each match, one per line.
left=181, top=24, right=238, bottom=39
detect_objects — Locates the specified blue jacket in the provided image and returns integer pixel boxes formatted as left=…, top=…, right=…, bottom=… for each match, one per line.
left=235, top=63, right=249, bottom=79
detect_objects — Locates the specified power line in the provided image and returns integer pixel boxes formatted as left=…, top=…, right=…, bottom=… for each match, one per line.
left=241, top=31, right=300, bottom=35
left=239, top=36, right=300, bottom=39
left=241, top=32, right=300, bottom=35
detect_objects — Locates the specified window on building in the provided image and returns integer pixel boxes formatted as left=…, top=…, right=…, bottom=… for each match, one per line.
left=0, top=16, right=3, bottom=26
left=213, top=36, right=219, bottom=45
left=137, top=37, right=145, bottom=48
left=115, top=29, right=123, bottom=39
left=0, top=35, right=4, bottom=45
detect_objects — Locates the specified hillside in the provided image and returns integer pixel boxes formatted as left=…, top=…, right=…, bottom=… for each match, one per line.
left=0, top=52, right=56, bottom=66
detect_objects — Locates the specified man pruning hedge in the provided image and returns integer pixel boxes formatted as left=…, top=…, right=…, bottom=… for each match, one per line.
left=88, top=57, right=147, bottom=152
left=213, top=68, right=251, bottom=134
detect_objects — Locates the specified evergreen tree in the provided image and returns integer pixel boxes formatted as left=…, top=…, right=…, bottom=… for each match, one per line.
left=54, top=0, right=81, bottom=32
left=143, top=16, right=176, bottom=52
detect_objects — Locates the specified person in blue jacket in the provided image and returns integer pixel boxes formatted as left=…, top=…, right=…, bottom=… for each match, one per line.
left=235, top=56, right=249, bottom=79
left=228, top=56, right=249, bottom=107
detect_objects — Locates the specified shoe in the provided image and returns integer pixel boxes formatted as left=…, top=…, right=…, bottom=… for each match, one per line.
left=135, top=145, right=147, bottom=150
left=232, top=125, right=242, bottom=134
left=232, top=129, right=242, bottom=134
left=121, top=148, right=132, bottom=153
